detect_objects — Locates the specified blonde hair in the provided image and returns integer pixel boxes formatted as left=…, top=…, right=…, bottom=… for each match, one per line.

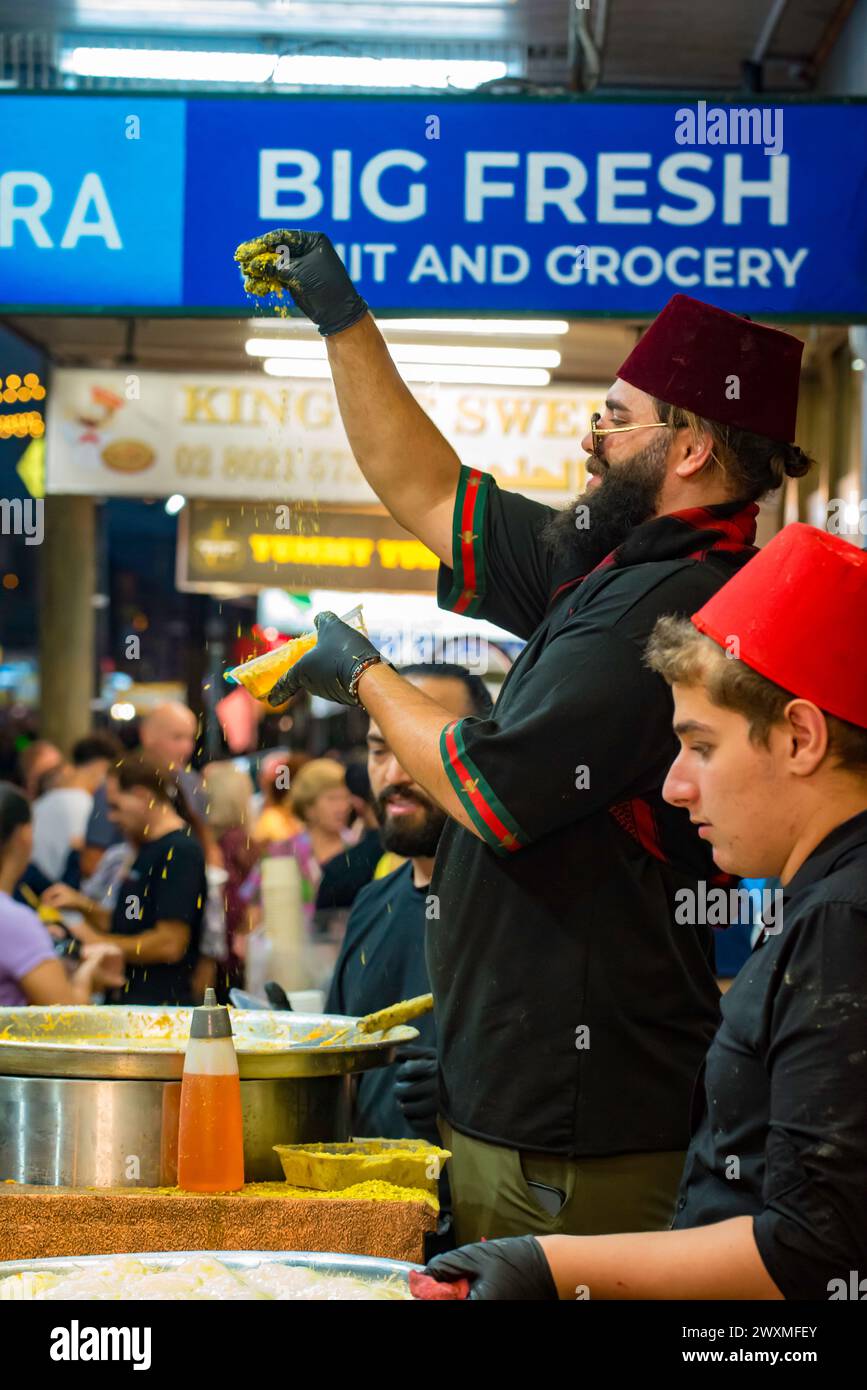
left=202, top=762, right=254, bottom=833
left=289, top=758, right=346, bottom=821
left=646, top=614, right=867, bottom=773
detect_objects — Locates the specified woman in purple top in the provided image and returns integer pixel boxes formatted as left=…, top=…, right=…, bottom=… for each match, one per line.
left=0, top=784, right=124, bottom=1006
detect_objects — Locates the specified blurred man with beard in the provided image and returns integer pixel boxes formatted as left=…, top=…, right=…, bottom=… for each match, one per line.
left=326, top=664, right=491, bottom=1142
left=262, top=251, right=816, bottom=1241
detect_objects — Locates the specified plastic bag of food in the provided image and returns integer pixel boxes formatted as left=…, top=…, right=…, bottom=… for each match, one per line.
left=225, top=605, right=366, bottom=702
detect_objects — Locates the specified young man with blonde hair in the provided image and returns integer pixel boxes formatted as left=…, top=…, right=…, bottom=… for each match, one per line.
left=421, top=524, right=867, bottom=1299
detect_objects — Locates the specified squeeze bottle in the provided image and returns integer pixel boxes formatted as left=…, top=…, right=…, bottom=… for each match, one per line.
left=177, top=988, right=245, bottom=1192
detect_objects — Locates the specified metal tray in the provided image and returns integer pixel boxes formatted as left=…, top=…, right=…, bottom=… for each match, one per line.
left=0, top=1249, right=421, bottom=1296
left=0, top=1006, right=418, bottom=1080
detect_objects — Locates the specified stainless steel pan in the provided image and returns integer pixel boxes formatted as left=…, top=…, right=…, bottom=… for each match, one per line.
left=0, top=1249, right=421, bottom=1296
left=0, top=1005, right=418, bottom=1079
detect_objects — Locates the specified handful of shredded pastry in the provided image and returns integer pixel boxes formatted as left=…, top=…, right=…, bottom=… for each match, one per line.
left=234, top=231, right=294, bottom=300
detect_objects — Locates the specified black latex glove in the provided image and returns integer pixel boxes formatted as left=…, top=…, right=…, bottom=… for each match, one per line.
left=393, top=1044, right=439, bottom=1134
left=425, top=1236, right=559, bottom=1301
left=264, top=981, right=292, bottom=1010
left=267, top=611, right=384, bottom=708
left=237, top=230, right=368, bottom=336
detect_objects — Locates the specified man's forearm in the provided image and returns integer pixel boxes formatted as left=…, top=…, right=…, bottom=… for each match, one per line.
left=538, top=1217, right=783, bottom=1301
left=356, top=663, right=484, bottom=842
left=78, top=899, right=111, bottom=933
left=109, top=927, right=186, bottom=966
left=326, top=316, right=460, bottom=563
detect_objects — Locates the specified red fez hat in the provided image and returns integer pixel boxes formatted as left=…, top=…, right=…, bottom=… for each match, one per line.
left=691, top=524, right=867, bottom=728
left=617, top=294, right=803, bottom=443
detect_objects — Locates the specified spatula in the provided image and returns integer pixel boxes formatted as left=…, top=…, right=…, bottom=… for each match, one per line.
left=304, top=992, right=434, bottom=1047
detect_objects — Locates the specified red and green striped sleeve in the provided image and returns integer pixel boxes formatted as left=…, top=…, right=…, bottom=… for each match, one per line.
left=439, top=464, right=492, bottom=617
left=440, top=717, right=529, bottom=856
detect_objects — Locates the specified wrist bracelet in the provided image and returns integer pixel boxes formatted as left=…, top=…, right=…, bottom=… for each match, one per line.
left=349, top=654, right=384, bottom=701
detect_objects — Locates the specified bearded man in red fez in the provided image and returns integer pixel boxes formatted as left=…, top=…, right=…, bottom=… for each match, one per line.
left=419, top=525, right=867, bottom=1300
left=253, top=230, right=817, bottom=1241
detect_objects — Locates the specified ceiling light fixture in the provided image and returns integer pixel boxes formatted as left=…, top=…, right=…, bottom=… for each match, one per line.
left=63, top=48, right=507, bottom=91
left=248, top=316, right=570, bottom=336
left=247, top=339, right=560, bottom=368
left=262, top=358, right=550, bottom=387
left=272, top=55, right=508, bottom=89
left=63, top=47, right=277, bottom=83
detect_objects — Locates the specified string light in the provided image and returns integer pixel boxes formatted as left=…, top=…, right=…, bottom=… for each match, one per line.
left=0, top=373, right=46, bottom=438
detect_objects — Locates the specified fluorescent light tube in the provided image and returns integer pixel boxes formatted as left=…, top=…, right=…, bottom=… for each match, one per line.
left=63, top=47, right=276, bottom=82
left=262, top=358, right=550, bottom=386
left=247, top=339, right=559, bottom=367
left=63, top=48, right=507, bottom=89
left=248, top=317, right=570, bottom=337
left=391, top=344, right=560, bottom=368
left=272, top=55, right=507, bottom=89
left=379, top=318, right=571, bottom=336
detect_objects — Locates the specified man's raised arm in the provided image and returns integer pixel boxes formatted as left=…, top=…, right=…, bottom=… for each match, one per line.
left=326, top=315, right=460, bottom=564
left=243, top=229, right=461, bottom=565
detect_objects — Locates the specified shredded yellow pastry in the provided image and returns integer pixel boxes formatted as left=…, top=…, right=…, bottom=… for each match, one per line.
left=93, top=1179, right=438, bottom=1213
left=0, top=1255, right=411, bottom=1301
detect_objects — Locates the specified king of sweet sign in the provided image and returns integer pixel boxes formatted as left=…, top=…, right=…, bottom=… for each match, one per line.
left=46, top=368, right=597, bottom=507
left=1, top=95, right=865, bottom=315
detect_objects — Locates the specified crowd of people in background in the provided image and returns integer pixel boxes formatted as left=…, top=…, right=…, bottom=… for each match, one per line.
left=0, top=655, right=761, bottom=1198
left=0, top=668, right=493, bottom=1167
left=0, top=689, right=440, bottom=1015
left=0, top=658, right=755, bottom=1021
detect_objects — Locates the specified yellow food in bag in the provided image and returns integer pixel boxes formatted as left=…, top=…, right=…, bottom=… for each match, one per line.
left=226, top=605, right=365, bottom=703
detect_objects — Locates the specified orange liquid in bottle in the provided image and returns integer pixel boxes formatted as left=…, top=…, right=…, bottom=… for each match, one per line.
left=177, top=1072, right=246, bottom=1192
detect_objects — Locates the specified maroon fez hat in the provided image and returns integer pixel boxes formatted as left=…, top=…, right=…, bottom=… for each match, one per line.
left=617, top=294, right=804, bottom=443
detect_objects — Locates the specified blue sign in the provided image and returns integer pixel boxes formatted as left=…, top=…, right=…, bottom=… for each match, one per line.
left=0, top=94, right=865, bottom=317
left=0, top=96, right=185, bottom=308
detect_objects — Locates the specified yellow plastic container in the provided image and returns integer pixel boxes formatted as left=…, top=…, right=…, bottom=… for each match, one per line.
left=226, top=605, right=366, bottom=703
left=273, top=1139, right=451, bottom=1196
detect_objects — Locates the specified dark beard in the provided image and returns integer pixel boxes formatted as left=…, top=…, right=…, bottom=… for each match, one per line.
left=540, top=432, right=670, bottom=573
left=374, top=786, right=447, bottom=858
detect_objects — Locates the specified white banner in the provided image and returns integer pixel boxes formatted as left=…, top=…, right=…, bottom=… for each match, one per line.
left=46, top=369, right=598, bottom=506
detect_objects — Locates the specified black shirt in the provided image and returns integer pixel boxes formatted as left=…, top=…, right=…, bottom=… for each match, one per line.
left=672, top=809, right=867, bottom=1299
left=429, top=465, right=760, bottom=1155
left=109, top=828, right=206, bottom=1006
left=327, top=861, right=435, bottom=1139
left=86, top=771, right=207, bottom=851
left=316, top=829, right=384, bottom=910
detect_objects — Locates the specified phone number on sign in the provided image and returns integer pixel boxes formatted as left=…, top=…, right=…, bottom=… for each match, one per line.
left=173, top=445, right=359, bottom=485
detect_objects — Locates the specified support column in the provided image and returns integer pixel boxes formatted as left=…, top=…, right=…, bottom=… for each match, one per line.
left=38, top=494, right=97, bottom=752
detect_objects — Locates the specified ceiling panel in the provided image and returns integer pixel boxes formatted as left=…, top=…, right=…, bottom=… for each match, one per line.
left=599, top=0, right=844, bottom=90
left=4, top=311, right=817, bottom=387
left=0, top=0, right=851, bottom=90
left=0, top=1, right=562, bottom=45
